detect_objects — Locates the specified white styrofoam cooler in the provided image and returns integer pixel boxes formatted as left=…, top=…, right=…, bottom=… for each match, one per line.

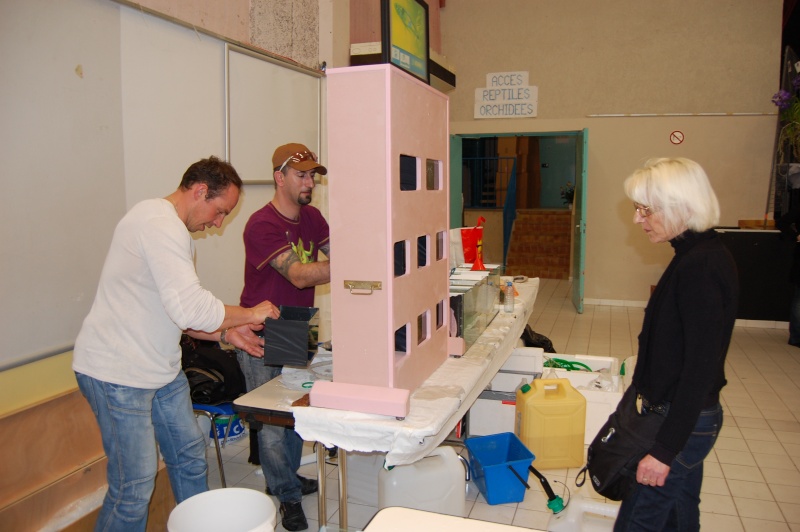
left=468, top=347, right=543, bottom=436
left=469, top=348, right=626, bottom=443
left=469, top=390, right=517, bottom=436
left=550, top=369, right=624, bottom=444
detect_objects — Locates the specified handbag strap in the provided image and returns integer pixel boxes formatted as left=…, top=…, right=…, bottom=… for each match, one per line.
left=575, top=465, right=588, bottom=487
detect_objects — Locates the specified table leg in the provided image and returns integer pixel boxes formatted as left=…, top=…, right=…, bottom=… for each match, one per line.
left=338, top=447, right=348, bottom=530
left=317, top=442, right=327, bottom=527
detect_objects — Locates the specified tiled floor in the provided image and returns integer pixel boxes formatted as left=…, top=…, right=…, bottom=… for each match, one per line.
left=208, top=278, right=800, bottom=531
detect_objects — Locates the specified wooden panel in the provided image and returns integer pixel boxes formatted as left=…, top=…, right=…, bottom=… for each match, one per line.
left=350, top=0, right=382, bottom=45
left=1, top=458, right=107, bottom=531
left=0, top=389, right=103, bottom=510
left=59, top=461, right=175, bottom=532
left=0, top=388, right=175, bottom=530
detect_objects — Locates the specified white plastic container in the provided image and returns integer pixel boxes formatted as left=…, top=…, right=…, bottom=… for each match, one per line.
left=378, top=446, right=466, bottom=517
left=346, top=450, right=385, bottom=506
left=547, top=495, right=619, bottom=532
left=167, top=488, right=276, bottom=532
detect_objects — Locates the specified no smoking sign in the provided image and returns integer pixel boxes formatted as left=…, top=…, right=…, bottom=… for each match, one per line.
left=670, top=131, right=684, bottom=145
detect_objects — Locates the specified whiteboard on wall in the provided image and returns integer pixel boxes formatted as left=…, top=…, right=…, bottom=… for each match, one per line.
left=0, top=0, right=126, bottom=371
left=227, top=45, right=322, bottom=184
left=0, top=0, right=323, bottom=371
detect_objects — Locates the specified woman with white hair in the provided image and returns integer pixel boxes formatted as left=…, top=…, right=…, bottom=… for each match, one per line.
left=615, top=158, right=738, bottom=531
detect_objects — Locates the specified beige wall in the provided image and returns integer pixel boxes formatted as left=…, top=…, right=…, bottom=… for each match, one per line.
left=442, top=0, right=782, bottom=302
left=442, top=0, right=780, bottom=119
left=120, top=0, right=251, bottom=43
left=125, top=0, right=326, bottom=69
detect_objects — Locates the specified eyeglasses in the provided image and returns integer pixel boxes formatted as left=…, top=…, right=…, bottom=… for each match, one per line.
left=634, top=203, right=654, bottom=218
left=278, top=150, right=318, bottom=173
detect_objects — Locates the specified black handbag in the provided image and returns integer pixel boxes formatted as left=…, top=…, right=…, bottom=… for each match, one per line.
left=576, top=385, right=665, bottom=500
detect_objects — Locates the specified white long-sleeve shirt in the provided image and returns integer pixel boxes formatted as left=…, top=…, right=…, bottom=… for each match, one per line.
left=73, top=198, right=225, bottom=388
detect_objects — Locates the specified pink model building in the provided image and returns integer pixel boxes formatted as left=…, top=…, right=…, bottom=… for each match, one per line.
left=310, top=64, right=451, bottom=417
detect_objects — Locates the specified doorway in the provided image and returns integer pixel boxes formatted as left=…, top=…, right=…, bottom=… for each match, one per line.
left=451, top=130, right=588, bottom=312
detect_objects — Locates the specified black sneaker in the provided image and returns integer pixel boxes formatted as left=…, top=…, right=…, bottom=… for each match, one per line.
left=279, top=501, right=308, bottom=531
left=266, top=475, right=318, bottom=496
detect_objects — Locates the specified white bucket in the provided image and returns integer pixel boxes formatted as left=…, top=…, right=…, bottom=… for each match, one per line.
left=167, top=488, right=277, bottom=532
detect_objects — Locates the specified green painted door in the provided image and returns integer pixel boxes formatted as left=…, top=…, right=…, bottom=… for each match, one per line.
left=449, top=135, right=463, bottom=229
left=571, top=129, right=588, bottom=313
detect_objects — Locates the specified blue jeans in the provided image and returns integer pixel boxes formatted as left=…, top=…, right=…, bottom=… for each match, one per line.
left=237, top=350, right=304, bottom=503
left=790, top=284, right=800, bottom=345
left=76, top=371, right=208, bottom=532
left=614, top=403, right=723, bottom=532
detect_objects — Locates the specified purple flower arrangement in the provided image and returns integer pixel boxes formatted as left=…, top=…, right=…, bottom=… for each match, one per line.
left=772, top=74, right=800, bottom=162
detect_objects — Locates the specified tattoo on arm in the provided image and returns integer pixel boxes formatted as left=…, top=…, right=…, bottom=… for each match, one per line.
left=271, top=250, right=300, bottom=282
left=320, top=244, right=330, bottom=258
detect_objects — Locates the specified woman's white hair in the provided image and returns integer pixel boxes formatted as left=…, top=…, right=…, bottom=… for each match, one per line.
left=624, top=157, right=720, bottom=235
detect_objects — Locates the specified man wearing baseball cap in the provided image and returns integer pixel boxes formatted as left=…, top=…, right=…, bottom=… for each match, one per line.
left=235, top=143, right=330, bottom=531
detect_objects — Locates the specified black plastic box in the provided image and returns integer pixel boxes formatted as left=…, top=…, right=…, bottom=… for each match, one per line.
left=263, top=306, right=318, bottom=367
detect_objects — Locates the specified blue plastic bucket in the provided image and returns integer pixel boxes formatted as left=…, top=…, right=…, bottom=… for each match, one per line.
left=212, top=415, right=246, bottom=443
left=465, top=432, right=535, bottom=505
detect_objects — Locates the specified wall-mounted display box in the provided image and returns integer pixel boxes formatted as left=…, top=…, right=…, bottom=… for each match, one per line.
left=310, top=64, right=450, bottom=417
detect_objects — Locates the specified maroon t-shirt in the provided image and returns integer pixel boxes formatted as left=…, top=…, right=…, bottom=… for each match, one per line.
left=240, top=202, right=329, bottom=308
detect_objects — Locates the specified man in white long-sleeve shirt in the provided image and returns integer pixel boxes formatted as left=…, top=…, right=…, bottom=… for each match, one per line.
left=73, top=156, right=279, bottom=532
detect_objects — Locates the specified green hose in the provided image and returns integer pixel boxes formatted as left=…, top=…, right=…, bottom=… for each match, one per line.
left=543, top=357, right=594, bottom=372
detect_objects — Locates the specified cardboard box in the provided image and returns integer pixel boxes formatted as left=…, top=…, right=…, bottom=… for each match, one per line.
left=263, top=306, right=318, bottom=367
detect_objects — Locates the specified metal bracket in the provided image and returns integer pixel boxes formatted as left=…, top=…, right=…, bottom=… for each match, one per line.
left=344, top=280, right=382, bottom=295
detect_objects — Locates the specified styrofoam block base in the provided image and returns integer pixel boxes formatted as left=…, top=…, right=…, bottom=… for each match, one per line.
left=310, top=381, right=410, bottom=418
left=448, top=336, right=466, bottom=357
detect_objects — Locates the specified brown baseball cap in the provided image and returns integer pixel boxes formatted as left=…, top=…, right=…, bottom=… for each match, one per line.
left=272, top=143, right=328, bottom=175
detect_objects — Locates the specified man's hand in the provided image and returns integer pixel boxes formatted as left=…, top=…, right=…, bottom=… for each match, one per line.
left=227, top=324, right=265, bottom=357
left=250, top=300, right=280, bottom=324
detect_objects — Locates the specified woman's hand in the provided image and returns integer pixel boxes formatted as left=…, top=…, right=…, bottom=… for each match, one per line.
left=227, top=324, right=265, bottom=358
left=637, top=454, right=670, bottom=487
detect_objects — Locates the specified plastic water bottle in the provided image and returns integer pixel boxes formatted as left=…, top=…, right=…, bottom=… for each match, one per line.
left=504, top=281, right=515, bottom=313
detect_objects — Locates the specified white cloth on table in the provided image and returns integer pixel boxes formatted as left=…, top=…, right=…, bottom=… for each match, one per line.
left=292, top=279, right=539, bottom=467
